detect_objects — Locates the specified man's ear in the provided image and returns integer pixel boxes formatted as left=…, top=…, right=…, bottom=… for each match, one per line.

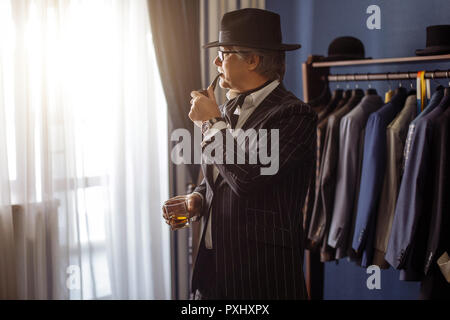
left=247, top=54, right=260, bottom=71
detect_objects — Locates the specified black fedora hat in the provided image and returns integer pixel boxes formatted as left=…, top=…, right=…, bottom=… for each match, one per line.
left=203, top=8, right=301, bottom=51
left=416, top=25, right=450, bottom=56
left=320, top=36, right=371, bottom=61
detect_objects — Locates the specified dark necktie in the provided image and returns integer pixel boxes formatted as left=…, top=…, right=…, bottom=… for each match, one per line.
left=224, top=94, right=246, bottom=129
left=224, top=80, right=273, bottom=129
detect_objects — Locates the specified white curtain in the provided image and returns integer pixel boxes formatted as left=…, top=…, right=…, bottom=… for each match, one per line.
left=200, top=0, right=265, bottom=105
left=0, top=0, right=170, bottom=300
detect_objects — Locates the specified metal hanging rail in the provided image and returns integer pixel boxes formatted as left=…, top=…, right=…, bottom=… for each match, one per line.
left=327, top=69, right=450, bottom=82
left=312, top=53, right=450, bottom=67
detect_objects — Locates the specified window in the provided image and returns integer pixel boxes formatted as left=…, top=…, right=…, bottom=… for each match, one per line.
left=1, top=0, right=169, bottom=300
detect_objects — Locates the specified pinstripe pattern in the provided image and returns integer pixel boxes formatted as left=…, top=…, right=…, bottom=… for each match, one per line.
left=192, top=83, right=317, bottom=299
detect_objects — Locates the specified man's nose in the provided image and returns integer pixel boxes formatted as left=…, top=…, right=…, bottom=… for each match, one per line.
left=214, top=55, right=221, bottom=66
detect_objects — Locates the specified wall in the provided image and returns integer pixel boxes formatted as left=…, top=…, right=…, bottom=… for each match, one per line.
left=266, top=0, right=450, bottom=299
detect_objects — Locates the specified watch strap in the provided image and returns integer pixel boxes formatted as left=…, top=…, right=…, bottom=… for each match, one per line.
left=201, top=117, right=225, bottom=134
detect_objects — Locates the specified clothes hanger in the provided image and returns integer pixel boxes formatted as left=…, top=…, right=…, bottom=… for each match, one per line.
left=444, top=71, right=450, bottom=96
left=343, top=88, right=352, bottom=98
left=333, top=84, right=352, bottom=110
left=406, top=72, right=416, bottom=96
left=386, top=73, right=393, bottom=92
left=338, top=87, right=352, bottom=106
left=383, top=73, right=395, bottom=103
left=394, top=79, right=407, bottom=95
left=324, top=84, right=344, bottom=112
left=349, top=75, right=364, bottom=97
left=431, top=71, right=438, bottom=86
left=345, top=75, right=351, bottom=92
left=331, top=86, right=343, bottom=97
left=365, top=74, right=377, bottom=95
left=366, top=88, right=378, bottom=95
left=428, top=71, right=447, bottom=97
left=346, top=76, right=355, bottom=96
left=334, top=83, right=343, bottom=92
left=352, top=87, right=364, bottom=97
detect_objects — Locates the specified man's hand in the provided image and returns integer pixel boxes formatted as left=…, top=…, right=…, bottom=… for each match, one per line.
left=162, top=193, right=203, bottom=228
left=189, top=85, right=221, bottom=122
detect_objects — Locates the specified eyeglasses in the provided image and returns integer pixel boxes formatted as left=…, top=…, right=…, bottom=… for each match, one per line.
left=217, top=50, right=251, bottom=62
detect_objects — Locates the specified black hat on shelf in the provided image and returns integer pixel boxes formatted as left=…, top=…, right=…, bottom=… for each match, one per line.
left=203, top=8, right=301, bottom=51
left=320, top=36, right=371, bottom=61
left=416, top=25, right=450, bottom=56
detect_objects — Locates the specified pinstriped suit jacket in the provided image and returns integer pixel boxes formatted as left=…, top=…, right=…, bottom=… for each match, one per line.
left=191, top=83, right=317, bottom=299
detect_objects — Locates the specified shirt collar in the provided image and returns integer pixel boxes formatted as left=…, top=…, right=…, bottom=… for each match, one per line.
left=226, top=79, right=280, bottom=109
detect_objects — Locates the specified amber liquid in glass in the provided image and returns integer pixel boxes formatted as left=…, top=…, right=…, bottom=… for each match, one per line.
left=170, top=216, right=190, bottom=230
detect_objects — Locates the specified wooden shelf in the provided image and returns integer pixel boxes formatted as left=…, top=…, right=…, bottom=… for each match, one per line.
left=312, top=54, right=450, bottom=68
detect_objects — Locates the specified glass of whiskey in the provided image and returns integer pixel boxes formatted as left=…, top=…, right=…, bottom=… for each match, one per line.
left=163, top=197, right=191, bottom=230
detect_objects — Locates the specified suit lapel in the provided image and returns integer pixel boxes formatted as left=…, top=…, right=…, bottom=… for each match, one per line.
left=199, top=161, right=214, bottom=192
left=202, top=83, right=286, bottom=190
left=241, top=83, right=286, bottom=131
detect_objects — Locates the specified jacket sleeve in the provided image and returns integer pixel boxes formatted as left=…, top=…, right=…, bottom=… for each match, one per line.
left=385, top=120, right=431, bottom=268
left=192, top=177, right=206, bottom=218
left=352, top=114, right=384, bottom=253
left=328, top=116, right=360, bottom=248
left=193, top=177, right=206, bottom=199
left=200, top=105, right=317, bottom=198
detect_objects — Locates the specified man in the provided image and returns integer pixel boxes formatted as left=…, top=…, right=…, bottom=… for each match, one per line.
left=163, top=8, right=317, bottom=300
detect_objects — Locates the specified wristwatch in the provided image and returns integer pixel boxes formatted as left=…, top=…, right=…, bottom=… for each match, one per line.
left=201, top=117, right=225, bottom=135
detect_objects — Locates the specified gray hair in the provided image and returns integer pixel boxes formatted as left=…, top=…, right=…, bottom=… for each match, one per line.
left=233, top=46, right=286, bottom=81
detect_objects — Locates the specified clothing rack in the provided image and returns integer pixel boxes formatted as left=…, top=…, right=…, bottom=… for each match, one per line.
left=327, top=70, right=450, bottom=82
left=302, top=54, right=450, bottom=103
left=301, top=53, right=450, bottom=301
